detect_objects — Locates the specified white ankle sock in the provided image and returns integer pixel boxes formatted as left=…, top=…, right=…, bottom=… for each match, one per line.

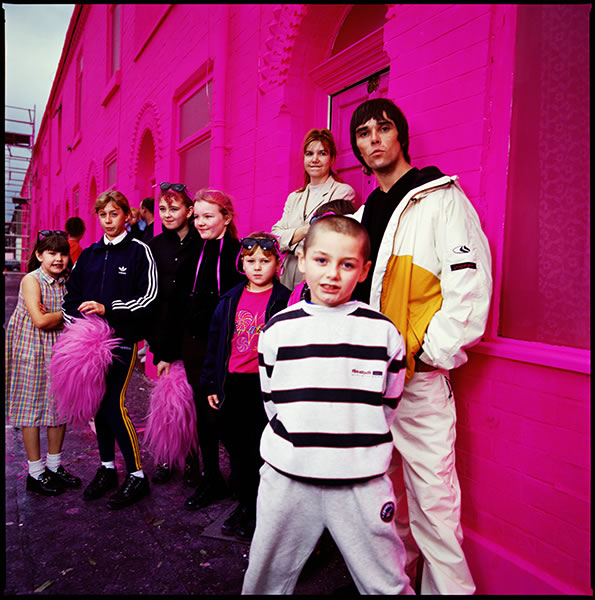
left=46, top=452, right=62, bottom=472
left=101, top=461, right=116, bottom=469
left=131, top=469, right=145, bottom=479
left=28, top=458, right=45, bottom=480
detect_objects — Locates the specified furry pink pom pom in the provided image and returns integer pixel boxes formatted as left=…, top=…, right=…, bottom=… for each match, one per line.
left=49, top=314, right=122, bottom=427
left=144, top=361, right=197, bottom=470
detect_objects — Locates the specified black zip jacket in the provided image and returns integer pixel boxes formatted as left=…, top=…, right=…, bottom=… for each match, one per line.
left=62, top=233, right=158, bottom=343
left=146, top=226, right=202, bottom=364
left=200, top=278, right=291, bottom=407
left=186, top=233, right=246, bottom=341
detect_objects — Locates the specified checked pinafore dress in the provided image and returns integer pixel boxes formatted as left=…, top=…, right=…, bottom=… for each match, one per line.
left=6, top=267, right=66, bottom=427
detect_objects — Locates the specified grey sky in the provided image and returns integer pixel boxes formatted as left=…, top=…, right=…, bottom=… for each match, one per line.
left=4, top=3, right=73, bottom=217
left=4, top=3, right=74, bottom=136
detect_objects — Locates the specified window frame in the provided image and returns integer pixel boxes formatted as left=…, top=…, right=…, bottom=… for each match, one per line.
left=102, top=4, right=122, bottom=106
left=74, top=53, right=83, bottom=140
left=474, top=4, right=589, bottom=374
left=172, top=66, right=213, bottom=190
left=104, top=150, right=118, bottom=191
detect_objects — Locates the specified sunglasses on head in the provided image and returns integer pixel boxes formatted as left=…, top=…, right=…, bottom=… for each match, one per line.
left=241, top=237, right=279, bottom=253
left=160, top=182, right=188, bottom=194
left=38, top=230, right=67, bottom=242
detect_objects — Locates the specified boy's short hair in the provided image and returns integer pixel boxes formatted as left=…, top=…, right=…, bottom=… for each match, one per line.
left=65, top=216, right=86, bottom=238
left=350, top=98, right=411, bottom=169
left=95, top=190, right=131, bottom=215
left=140, top=197, right=154, bottom=214
left=304, top=215, right=371, bottom=262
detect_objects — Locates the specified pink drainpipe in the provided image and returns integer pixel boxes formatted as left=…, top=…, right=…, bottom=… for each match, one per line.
left=210, top=4, right=230, bottom=191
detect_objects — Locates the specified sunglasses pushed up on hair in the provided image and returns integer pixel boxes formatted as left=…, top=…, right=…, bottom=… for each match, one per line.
left=159, top=182, right=191, bottom=196
left=237, top=237, right=284, bottom=276
left=240, top=237, right=279, bottom=253
left=37, top=230, right=68, bottom=242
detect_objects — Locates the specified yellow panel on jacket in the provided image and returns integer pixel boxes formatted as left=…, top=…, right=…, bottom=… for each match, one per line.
left=380, top=254, right=443, bottom=380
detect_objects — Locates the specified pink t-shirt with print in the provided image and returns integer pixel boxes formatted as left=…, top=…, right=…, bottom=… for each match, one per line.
left=228, top=287, right=273, bottom=374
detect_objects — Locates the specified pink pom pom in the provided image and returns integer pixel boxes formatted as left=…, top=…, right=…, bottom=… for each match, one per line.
left=49, top=314, right=122, bottom=427
left=144, top=361, right=197, bottom=470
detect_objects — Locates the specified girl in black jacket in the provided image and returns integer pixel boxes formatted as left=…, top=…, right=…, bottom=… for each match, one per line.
left=201, top=232, right=290, bottom=540
left=181, top=189, right=246, bottom=510
left=146, top=183, right=200, bottom=485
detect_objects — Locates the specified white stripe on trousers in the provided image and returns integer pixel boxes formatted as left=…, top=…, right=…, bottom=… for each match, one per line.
left=242, top=463, right=414, bottom=595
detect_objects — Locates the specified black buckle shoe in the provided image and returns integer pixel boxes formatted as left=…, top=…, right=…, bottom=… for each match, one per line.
left=221, top=504, right=246, bottom=536
left=106, top=474, right=150, bottom=510
left=83, top=466, right=118, bottom=501
left=184, top=478, right=228, bottom=510
left=50, top=465, right=82, bottom=489
left=26, top=469, right=65, bottom=496
left=151, top=463, right=173, bottom=484
left=183, top=462, right=201, bottom=488
left=236, top=508, right=256, bottom=541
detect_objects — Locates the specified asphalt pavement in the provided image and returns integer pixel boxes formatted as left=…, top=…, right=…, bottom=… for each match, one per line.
left=4, top=271, right=357, bottom=595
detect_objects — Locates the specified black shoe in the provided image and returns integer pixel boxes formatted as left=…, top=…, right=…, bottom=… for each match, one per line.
left=221, top=504, right=246, bottom=536
left=83, top=466, right=118, bottom=501
left=49, top=465, right=82, bottom=489
left=183, top=462, right=201, bottom=487
left=106, top=474, right=150, bottom=510
left=26, top=469, right=65, bottom=496
left=236, top=509, right=256, bottom=541
left=151, top=463, right=173, bottom=484
left=184, top=478, right=228, bottom=510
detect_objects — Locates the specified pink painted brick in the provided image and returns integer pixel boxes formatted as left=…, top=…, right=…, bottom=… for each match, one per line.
left=470, top=509, right=538, bottom=564
left=520, top=477, right=590, bottom=530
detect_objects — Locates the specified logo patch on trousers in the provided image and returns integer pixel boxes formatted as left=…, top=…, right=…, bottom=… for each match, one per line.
left=380, top=501, right=395, bottom=522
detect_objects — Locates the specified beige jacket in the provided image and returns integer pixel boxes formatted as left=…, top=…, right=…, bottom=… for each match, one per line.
left=272, top=176, right=356, bottom=289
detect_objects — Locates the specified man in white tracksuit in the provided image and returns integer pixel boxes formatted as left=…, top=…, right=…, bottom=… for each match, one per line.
left=350, top=98, right=492, bottom=595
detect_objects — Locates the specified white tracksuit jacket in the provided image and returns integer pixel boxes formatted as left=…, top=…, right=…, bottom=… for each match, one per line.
left=354, top=174, right=492, bottom=379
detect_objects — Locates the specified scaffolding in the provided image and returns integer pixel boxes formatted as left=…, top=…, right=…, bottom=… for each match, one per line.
left=5, top=104, right=35, bottom=272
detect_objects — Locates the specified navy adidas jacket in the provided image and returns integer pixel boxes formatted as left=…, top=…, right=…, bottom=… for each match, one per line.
left=200, top=278, right=291, bottom=407
left=62, top=233, right=158, bottom=343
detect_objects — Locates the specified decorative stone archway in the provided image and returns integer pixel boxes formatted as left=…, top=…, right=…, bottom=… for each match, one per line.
left=130, top=101, right=162, bottom=183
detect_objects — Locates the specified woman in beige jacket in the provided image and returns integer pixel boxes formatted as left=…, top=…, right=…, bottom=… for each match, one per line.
left=272, top=128, right=356, bottom=289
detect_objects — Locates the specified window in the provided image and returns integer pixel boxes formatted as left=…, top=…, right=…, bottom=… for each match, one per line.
left=72, top=186, right=80, bottom=217
left=108, top=5, right=121, bottom=79
left=105, top=151, right=118, bottom=189
left=177, top=80, right=212, bottom=193
left=498, top=5, right=590, bottom=350
left=54, top=105, right=62, bottom=173
left=331, top=5, right=387, bottom=56
left=74, top=54, right=83, bottom=134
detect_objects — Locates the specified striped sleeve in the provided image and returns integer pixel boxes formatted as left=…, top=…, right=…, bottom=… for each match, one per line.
left=111, top=239, right=158, bottom=313
left=383, top=325, right=406, bottom=414
left=257, top=324, right=277, bottom=422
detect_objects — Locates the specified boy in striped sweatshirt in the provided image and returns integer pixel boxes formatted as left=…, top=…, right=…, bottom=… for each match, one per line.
left=242, top=215, right=413, bottom=595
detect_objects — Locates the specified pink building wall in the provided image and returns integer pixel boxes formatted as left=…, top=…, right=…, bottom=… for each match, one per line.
left=25, top=4, right=590, bottom=594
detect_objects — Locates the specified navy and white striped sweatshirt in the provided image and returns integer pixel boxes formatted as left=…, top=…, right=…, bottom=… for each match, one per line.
left=62, top=233, right=158, bottom=343
left=258, top=299, right=406, bottom=483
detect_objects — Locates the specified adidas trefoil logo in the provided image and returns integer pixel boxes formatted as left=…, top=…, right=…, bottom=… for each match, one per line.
left=118, top=266, right=127, bottom=275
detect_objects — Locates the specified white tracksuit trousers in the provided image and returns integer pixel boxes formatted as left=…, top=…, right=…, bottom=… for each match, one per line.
left=390, top=369, right=475, bottom=594
left=242, top=463, right=414, bottom=595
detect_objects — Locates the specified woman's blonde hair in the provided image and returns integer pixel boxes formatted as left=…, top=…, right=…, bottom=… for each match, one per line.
left=297, top=128, right=344, bottom=192
left=193, top=189, right=239, bottom=239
